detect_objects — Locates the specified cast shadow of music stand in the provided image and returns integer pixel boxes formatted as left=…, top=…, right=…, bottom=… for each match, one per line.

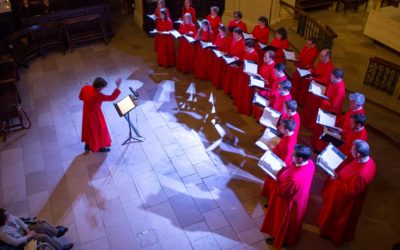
left=114, top=95, right=145, bottom=145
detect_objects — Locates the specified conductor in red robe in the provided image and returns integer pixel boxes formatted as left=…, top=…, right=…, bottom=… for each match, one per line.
left=155, top=9, right=175, bottom=67
left=176, top=13, right=197, bottom=73
left=311, top=68, right=346, bottom=151
left=79, top=77, right=121, bottom=153
left=261, top=145, right=315, bottom=249
left=291, top=37, right=319, bottom=103
left=318, top=140, right=376, bottom=246
left=182, top=0, right=196, bottom=22
left=206, top=6, right=221, bottom=35
left=301, top=49, right=334, bottom=129
left=261, top=118, right=297, bottom=198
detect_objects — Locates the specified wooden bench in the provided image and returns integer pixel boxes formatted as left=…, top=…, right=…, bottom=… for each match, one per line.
left=63, top=14, right=107, bottom=52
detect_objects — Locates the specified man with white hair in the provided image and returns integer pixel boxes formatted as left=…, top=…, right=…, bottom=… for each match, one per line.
left=336, top=92, right=366, bottom=139
left=317, top=140, right=376, bottom=246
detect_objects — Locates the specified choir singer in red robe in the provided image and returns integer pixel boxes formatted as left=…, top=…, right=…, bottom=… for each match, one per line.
left=336, top=92, right=365, bottom=140
left=291, top=37, right=319, bottom=103
left=79, top=77, right=121, bottom=153
left=261, top=118, right=297, bottom=198
left=227, top=11, right=248, bottom=33
left=176, top=13, right=197, bottom=73
left=261, top=144, right=315, bottom=249
left=270, top=27, right=289, bottom=64
left=155, top=9, right=175, bottom=67
left=318, top=140, right=376, bottom=246
left=301, top=49, right=334, bottom=129
left=281, top=100, right=301, bottom=138
left=252, top=16, right=270, bottom=59
left=206, top=6, right=221, bottom=35
left=182, top=0, right=196, bottom=22
left=210, top=24, right=230, bottom=89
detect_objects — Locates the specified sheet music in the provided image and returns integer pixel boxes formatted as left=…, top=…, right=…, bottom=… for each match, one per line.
left=149, top=29, right=158, bottom=34
left=260, top=106, right=281, bottom=129
left=258, top=150, right=285, bottom=180
left=147, top=14, right=156, bottom=21
left=212, top=49, right=224, bottom=58
left=222, top=56, right=238, bottom=65
left=249, top=75, right=265, bottom=88
left=243, top=32, right=254, bottom=40
left=258, top=42, right=267, bottom=50
left=255, top=128, right=281, bottom=150
left=243, top=60, right=258, bottom=75
left=200, top=41, right=215, bottom=49
left=297, top=68, right=311, bottom=77
left=184, top=35, right=196, bottom=43
left=309, top=80, right=328, bottom=99
left=317, top=143, right=346, bottom=176
left=174, top=20, right=183, bottom=24
left=197, top=19, right=202, bottom=27
left=323, top=126, right=341, bottom=139
left=169, top=30, right=182, bottom=39
left=252, top=92, right=269, bottom=107
left=283, top=49, right=298, bottom=61
left=316, top=109, right=336, bottom=127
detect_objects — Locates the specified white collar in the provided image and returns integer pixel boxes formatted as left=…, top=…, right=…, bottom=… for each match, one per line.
left=296, top=160, right=308, bottom=166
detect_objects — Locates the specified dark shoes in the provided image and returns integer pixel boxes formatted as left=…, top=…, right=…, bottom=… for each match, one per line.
left=56, top=226, right=69, bottom=238
left=62, top=243, right=74, bottom=250
left=265, top=238, right=274, bottom=245
left=98, top=147, right=111, bottom=152
left=264, top=203, right=269, bottom=208
left=84, top=144, right=90, bottom=151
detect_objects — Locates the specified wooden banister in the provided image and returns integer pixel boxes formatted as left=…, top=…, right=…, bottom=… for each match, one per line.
left=279, top=1, right=337, bottom=51
left=364, top=57, right=400, bottom=96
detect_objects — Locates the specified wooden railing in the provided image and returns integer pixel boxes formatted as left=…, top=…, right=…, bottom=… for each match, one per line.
left=279, top=1, right=338, bottom=51
left=363, top=57, right=400, bottom=96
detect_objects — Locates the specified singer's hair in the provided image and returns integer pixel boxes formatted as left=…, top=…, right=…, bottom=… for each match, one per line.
left=353, top=140, right=370, bottom=157
left=93, top=77, right=108, bottom=89
left=280, top=118, right=296, bottom=132
left=285, top=100, right=298, bottom=112
left=294, top=145, right=312, bottom=160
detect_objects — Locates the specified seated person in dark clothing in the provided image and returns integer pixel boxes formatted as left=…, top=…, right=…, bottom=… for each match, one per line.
left=0, top=208, right=73, bottom=250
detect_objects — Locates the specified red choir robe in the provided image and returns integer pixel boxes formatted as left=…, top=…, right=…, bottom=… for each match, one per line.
left=270, top=38, right=289, bottom=64
left=235, top=49, right=260, bottom=115
left=318, top=157, right=376, bottom=246
left=261, top=132, right=297, bottom=197
left=311, top=80, right=346, bottom=151
left=251, top=62, right=275, bottom=120
left=79, top=85, right=121, bottom=152
left=271, top=92, right=292, bottom=117
left=301, top=60, right=334, bottom=129
left=153, top=7, right=170, bottom=51
left=281, top=112, right=301, bottom=138
left=337, top=127, right=368, bottom=171
left=227, top=19, right=248, bottom=33
left=155, top=18, right=176, bottom=67
left=210, top=34, right=231, bottom=88
left=291, top=45, right=319, bottom=102
left=221, top=37, right=245, bottom=95
left=261, top=160, right=315, bottom=249
left=267, top=74, right=287, bottom=112
left=336, top=108, right=365, bottom=140
left=193, top=29, right=214, bottom=80
left=206, top=15, right=221, bottom=36
left=182, top=7, right=196, bottom=21
left=176, top=23, right=197, bottom=73
left=252, top=25, right=270, bottom=59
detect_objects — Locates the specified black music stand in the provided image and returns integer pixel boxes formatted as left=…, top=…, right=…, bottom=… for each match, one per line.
left=114, top=95, right=144, bottom=145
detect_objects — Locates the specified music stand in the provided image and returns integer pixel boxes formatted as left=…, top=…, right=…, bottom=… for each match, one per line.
left=114, top=95, right=145, bottom=145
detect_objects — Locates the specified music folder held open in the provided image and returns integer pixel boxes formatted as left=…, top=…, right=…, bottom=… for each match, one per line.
left=258, top=149, right=286, bottom=180
left=260, top=106, right=281, bottom=130
left=316, top=108, right=337, bottom=127
left=320, top=126, right=344, bottom=147
left=283, top=49, right=298, bottom=61
left=309, top=80, right=329, bottom=100
left=317, top=143, right=347, bottom=177
left=296, top=68, right=311, bottom=77
left=255, top=127, right=281, bottom=151
left=252, top=92, right=269, bottom=108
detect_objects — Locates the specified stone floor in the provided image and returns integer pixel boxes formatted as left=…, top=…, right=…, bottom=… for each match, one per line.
left=1, top=12, right=400, bottom=250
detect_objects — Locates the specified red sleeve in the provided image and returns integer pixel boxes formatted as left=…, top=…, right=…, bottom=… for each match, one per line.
left=99, top=88, right=121, bottom=102
left=278, top=177, right=299, bottom=199
left=335, top=176, right=367, bottom=198
left=79, top=86, right=87, bottom=101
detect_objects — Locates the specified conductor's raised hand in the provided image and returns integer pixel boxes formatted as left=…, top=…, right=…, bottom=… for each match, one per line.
left=115, top=78, right=122, bottom=88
